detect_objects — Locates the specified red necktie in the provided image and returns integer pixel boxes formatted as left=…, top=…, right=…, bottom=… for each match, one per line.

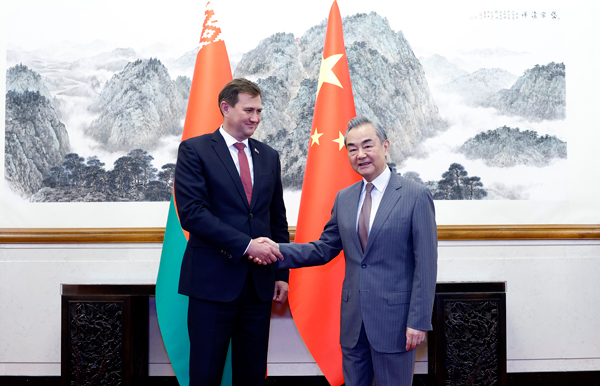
left=357, top=183, right=374, bottom=252
left=233, top=143, right=252, bottom=205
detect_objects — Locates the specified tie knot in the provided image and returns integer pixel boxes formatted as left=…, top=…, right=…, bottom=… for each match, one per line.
left=233, top=143, right=246, bottom=151
left=366, top=182, right=374, bottom=194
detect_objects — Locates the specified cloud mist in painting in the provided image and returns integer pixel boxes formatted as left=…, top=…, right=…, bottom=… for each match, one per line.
left=4, top=0, right=567, bottom=202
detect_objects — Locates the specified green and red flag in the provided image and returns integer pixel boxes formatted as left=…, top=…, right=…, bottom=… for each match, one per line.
left=289, top=2, right=359, bottom=385
left=155, top=2, right=232, bottom=385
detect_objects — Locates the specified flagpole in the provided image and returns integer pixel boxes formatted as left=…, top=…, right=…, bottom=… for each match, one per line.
left=156, top=2, right=233, bottom=385
left=289, top=2, right=360, bottom=385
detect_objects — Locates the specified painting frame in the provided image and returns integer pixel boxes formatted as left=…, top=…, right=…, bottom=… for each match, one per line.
left=1, top=225, right=600, bottom=244
left=2, top=1, right=599, bottom=236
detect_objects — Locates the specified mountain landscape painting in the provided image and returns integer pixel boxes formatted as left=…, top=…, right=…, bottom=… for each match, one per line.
left=4, top=2, right=566, bottom=205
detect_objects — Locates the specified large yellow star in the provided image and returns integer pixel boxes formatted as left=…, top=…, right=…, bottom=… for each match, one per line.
left=317, top=53, right=344, bottom=96
left=332, top=131, right=345, bottom=151
left=311, top=128, right=324, bottom=146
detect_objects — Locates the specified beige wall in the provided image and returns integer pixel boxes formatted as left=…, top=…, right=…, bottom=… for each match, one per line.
left=1, top=239, right=599, bottom=376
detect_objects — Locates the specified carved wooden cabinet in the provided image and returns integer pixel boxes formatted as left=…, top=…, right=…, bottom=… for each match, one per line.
left=61, top=285, right=153, bottom=386
left=428, top=282, right=507, bottom=386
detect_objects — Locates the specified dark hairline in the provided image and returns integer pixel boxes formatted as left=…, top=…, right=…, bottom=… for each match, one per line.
left=218, top=78, right=262, bottom=114
left=344, top=116, right=388, bottom=146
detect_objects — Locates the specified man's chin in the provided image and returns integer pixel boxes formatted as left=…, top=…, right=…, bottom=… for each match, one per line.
left=357, top=171, right=373, bottom=180
left=357, top=165, right=373, bottom=174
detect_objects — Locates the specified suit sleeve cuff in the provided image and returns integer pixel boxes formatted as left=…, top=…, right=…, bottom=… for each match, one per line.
left=275, top=267, right=289, bottom=283
left=243, top=240, right=252, bottom=255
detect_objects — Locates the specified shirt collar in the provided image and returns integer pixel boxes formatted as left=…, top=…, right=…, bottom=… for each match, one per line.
left=363, top=166, right=391, bottom=193
left=219, top=126, right=249, bottom=149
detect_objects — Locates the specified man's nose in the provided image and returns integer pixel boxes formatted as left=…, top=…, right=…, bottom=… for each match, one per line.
left=249, top=112, right=260, bottom=122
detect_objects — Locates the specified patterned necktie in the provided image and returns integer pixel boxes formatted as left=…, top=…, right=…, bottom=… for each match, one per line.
left=357, top=182, right=374, bottom=252
left=233, top=143, right=252, bottom=205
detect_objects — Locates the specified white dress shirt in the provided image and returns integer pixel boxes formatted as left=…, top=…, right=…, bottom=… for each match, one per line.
left=219, top=126, right=254, bottom=186
left=219, top=127, right=255, bottom=253
left=355, top=166, right=392, bottom=234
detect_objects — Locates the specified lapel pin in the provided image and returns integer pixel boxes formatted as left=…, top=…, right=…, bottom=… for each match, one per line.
left=254, top=148, right=259, bottom=154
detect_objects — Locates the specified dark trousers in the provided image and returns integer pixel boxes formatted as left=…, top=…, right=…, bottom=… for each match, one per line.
left=188, top=270, right=272, bottom=386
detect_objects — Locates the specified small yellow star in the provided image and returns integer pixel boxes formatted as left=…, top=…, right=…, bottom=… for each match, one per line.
left=332, top=131, right=345, bottom=151
left=311, top=128, right=324, bottom=146
left=317, top=53, right=344, bottom=96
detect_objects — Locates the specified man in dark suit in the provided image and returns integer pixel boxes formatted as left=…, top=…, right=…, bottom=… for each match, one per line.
left=174, top=78, right=288, bottom=386
left=254, top=116, right=438, bottom=385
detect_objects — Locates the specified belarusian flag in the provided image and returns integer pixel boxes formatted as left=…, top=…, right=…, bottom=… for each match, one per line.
left=155, top=2, right=233, bottom=385
left=289, top=2, right=360, bottom=385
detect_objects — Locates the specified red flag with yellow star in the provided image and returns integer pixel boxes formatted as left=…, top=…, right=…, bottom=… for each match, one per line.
left=288, top=2, right=360, bottom=385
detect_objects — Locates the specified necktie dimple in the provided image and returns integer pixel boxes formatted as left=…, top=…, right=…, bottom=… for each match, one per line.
left=358, top=182, right=374, bottom=252
left=233, top=143, right=252, bottom=205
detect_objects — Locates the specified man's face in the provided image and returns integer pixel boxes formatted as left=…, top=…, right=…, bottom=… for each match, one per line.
left=345, top=124, right=390, bottom=182
left=221, top=92, right=262, bottom=141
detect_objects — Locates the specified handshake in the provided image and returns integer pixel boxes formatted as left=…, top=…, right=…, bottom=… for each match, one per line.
left=247, top=237, right=282, bottom=265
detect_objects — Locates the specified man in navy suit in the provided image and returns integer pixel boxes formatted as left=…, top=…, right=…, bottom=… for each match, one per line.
left=254, top=117, right=438, bottom=386
left=174, top=78, right=288, bottom=386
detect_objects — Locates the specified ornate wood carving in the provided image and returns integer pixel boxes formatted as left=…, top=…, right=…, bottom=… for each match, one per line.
left=430, top=283, right=507, bottom=386
left=61, top=286, right=151, bottom=386
left=443, top=300, right=501, bottom=385
left=68, top=301, right=124, bottom=385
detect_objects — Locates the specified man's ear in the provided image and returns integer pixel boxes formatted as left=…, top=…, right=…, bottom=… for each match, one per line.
left=220, top=101, right=229, bottom=115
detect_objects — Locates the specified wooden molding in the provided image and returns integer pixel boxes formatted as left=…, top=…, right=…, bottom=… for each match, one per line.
left=0, top=228, right=165, bottom=244
left=437, top=224, right=600, bottom=240
left=1, top=225, right=599, bottom=244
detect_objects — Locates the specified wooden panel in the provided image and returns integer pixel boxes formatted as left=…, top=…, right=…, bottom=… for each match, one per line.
left=1, top=224, right=599, bottom=244
left=429, top=283, right=507, bottom=386
left=61, top=285, right=150, bottom=386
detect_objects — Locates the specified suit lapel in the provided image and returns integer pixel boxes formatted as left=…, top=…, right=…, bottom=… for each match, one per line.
left=211, top=130, right=250, bottom=209
left=363, top=172, right=403, bottom=257
left=341, top=181, right=365, bottom=255
left=248, top=139, right=261, bottom=211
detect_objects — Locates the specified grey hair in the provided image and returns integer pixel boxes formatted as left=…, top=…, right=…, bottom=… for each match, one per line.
left=344, top=116, right=388, bottom=146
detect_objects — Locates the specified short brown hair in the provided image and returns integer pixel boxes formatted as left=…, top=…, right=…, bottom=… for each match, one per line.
left=218, top=78, right=262, bottom=114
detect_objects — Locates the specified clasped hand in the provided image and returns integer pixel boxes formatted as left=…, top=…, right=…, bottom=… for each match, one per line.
left=247, top=237, right=282, bottom=265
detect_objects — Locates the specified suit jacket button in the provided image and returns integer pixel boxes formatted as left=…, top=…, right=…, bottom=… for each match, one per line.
left=361, top=264, right=367, bottom=269
left=249, top=213, right=253, bottom=218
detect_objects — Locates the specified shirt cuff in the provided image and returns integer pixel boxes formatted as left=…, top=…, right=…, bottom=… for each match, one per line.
left=243, top=239, right=252, bottom=255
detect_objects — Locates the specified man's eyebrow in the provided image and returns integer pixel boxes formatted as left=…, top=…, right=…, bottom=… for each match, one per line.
left=346, top=138, right=375, bottom=147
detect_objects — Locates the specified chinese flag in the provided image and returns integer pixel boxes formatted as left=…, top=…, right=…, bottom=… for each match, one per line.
left=155, top=2, right=232, bottom=386
left=289, top=2, right=360, bottom=385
